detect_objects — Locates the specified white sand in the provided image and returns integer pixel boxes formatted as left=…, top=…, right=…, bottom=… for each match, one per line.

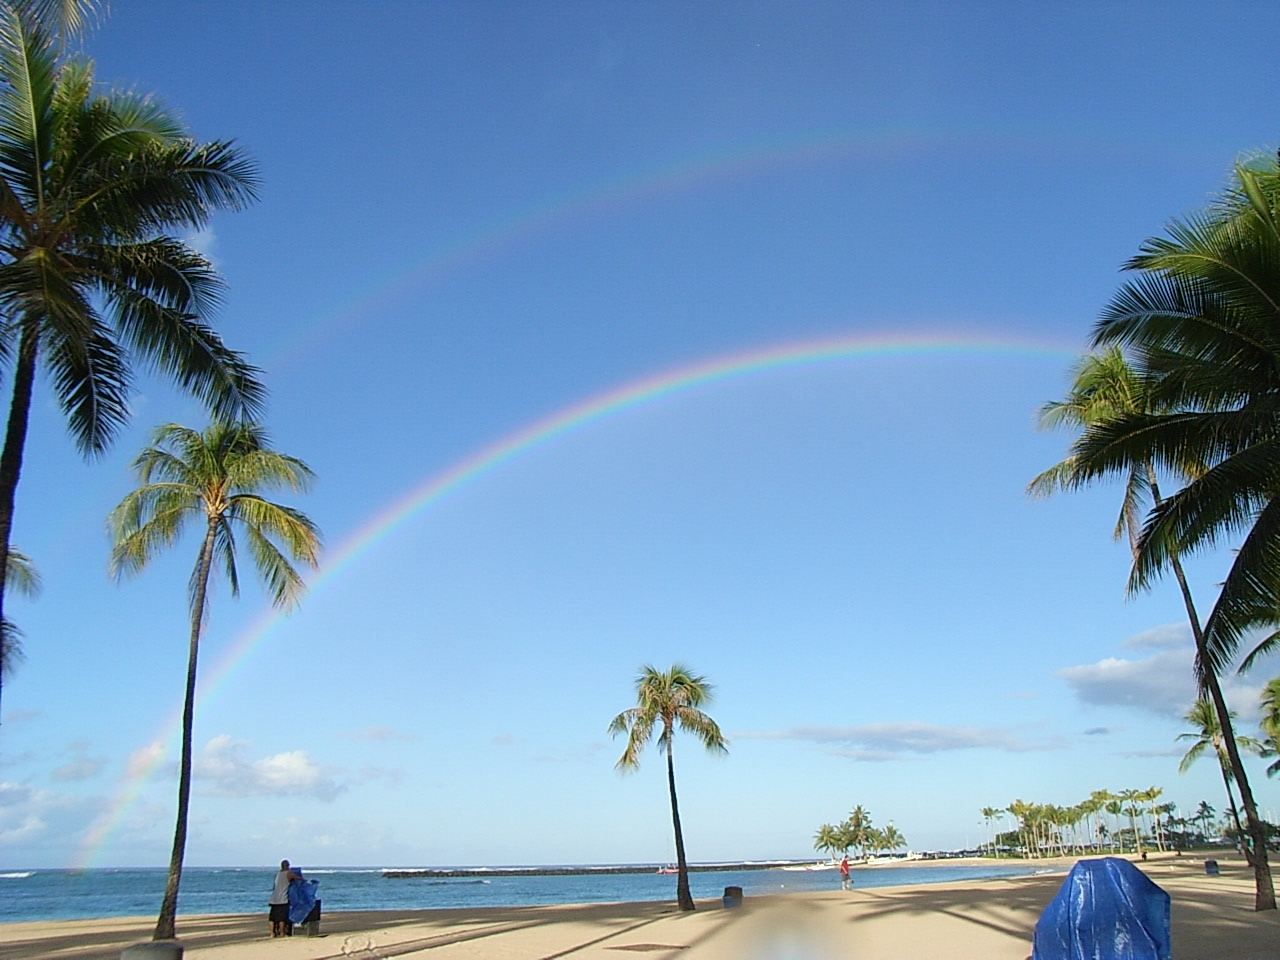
left=3, top=854, right=1276, bottom=959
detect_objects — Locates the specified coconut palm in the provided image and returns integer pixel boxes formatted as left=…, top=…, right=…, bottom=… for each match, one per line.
left=846, top=805, right=873, bottom=860
left=1258, top=678, right=1280, bottom=778
left=880, top=822, right=906, bottom=854
left=109, top=422, right=319, bottom=940
left=1196, top=800, right=1217, bottom=842
left=0, top=6, right=262, bottom=718
left=1143, top=786, right=1167, bottom=853
left=609, top=663, right=727, bottom=911
left=1178, top=698, right=1264, bottom=859
left=1034, top=159, right=1280, bottom=909
left=0, top=546, right=37, bottom=677
left=980, top=806, right=1001, bottom=857
left=813, top=823, right=841, bottom=861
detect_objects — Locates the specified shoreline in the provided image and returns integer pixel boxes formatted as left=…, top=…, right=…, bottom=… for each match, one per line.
left=3, top=853, right=1275, bottom=960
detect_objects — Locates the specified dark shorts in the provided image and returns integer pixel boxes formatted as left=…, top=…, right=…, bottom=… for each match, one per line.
left=269, top=903, right=289, bottom=922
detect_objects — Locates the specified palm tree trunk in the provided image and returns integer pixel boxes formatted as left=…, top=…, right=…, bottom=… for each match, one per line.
left=1150, top=471, right=1275, bottom=910
left=665, top=741, right=695, bottom=911
left=0, top=326, right=38, bottom=721
left=1219, top=760, right=1248, bottom=858
left=154, top=521, right=217, bottom=940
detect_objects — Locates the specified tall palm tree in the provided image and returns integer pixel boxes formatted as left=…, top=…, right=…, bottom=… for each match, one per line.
left=610, top=664, right=727, bottom=912
left=980, top=806, right=1001, bottom=857
left=1178, top=698, right=1263, bottom=859
left=1143, top=786, right=1167, bottom=853
left=1033, top=158, right=1280, bottom=908
left=109, top=422, right=319, bottom=941
left=0, top=7, right=262, bottom=718
left=1117, top=789, right=1146, bottom=856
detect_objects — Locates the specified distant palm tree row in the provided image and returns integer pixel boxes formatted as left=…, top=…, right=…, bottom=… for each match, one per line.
left=1031, top=151, right=1280, bottom=910
left=978, top=679, right=1280, bottom=863
left=981, top=790, right=1240, bottom=860
left=981, top=789, right=1175, bottom=859
left=0, top=3, right=321, bottom=943
left=812, top=805, right=907, bottom=861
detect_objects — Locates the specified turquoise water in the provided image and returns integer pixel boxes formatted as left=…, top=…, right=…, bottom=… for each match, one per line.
left=0, top=862, right=1058, bottom=924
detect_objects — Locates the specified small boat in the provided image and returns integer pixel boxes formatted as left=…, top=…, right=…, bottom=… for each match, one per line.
left=781, top=861, right=837, bottom=872
left=656, top=865, right=679, bottom=874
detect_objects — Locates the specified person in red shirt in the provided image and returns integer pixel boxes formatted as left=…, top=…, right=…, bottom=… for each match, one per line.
left=839, top=854, right=851, bottom=890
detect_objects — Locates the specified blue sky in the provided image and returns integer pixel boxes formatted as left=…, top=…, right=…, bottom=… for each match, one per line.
left=3, top=1, right=1280, bottom=870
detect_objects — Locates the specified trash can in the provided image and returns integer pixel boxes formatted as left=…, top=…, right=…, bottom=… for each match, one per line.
left=723, top=885, right=743, bottom=908
left=302, top=899, right=321, bottom=936
left=1204, top=859, right=1219, bottom=876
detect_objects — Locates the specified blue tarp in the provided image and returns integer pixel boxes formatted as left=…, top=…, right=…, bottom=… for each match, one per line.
left=1032, top=857, right=1170, bottom=960
left=287, top=874, right=319, bottom=925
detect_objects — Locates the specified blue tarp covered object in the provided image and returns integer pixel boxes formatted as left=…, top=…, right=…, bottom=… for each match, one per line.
left=1032, top=857, right=1170, bottom=960
left=287, top=874, right=319, bottom=925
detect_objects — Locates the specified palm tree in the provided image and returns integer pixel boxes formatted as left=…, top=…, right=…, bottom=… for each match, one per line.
left=1178, top=698, right=1263, bottom=860
left=609, top=663, right=728, bottom=912
left=1143, top=786, right=1167, bottom=853
left=0, top=6, right=262, bottom=718
left=880, top=822, right=906, bottom=854
left=1260, top=678, right=1280, bottom=778
left=813, top=823, right=841, bottom=861
left=0, top=546, right=38, bottom=678
left=980, top=806, right=1001, bottom=857
left=1105, top=799, right=1125, bottom=853
left=846, top=805, right=872, bottom=860
left=1033, top=158, right=1280, bottom=909
left=1196, top=800, right=1217, bottom=842
left=109, top=422, right=319, bottom=941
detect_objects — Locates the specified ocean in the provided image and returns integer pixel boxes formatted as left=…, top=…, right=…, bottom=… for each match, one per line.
left=0, top=861, right=1058, bottom=924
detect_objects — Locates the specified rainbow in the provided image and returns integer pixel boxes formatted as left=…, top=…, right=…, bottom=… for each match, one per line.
left=263, top=125, right=1108, bottom=367
left=75, top=328, right=1080, bottom=867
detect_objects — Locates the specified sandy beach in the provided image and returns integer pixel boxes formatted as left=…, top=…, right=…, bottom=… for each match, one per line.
left=3, top=855, right=1276, bottom=959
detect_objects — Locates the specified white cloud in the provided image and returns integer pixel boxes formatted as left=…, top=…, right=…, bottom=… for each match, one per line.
left=1059, top=650, right=1194, bottom=719
left=738, top=722, right=1062, bottom=759
left=1058, top=641, right=1275, bottom=721
left=194, top=735, right=344, bottom=801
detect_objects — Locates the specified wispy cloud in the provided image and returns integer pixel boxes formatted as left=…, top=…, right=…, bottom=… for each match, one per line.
left=738, top=722, right=1063, bottom=759
left=194, top=735, right=345, bottom=801
left=1122, top=624, right=1192, bottom=651
left=1120, top=747, right=1183, bottom=759
left=0, top=781, right=96, bottom=848
left=51, top=741, right=106, bottom=782
left=346, top=726, right=420, bottom=743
